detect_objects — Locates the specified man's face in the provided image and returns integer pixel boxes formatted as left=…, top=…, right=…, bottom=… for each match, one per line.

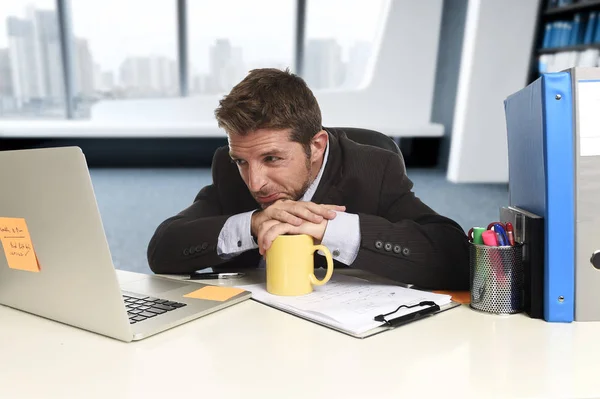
left=228, top=128, right=315, bottom=209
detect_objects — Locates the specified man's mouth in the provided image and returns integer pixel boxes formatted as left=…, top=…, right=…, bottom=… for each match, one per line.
left=256, top=193, right=280, bottom=204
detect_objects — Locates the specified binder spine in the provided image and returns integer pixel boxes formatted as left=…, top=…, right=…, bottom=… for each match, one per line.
left=541, top=72, right=575, bottom=323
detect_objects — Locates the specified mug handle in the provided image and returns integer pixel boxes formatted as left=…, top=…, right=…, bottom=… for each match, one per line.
left=309, top=245, right=334, bottom=286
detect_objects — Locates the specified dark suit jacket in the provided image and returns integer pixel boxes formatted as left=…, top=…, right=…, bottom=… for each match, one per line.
left=147, top=129, right=470, bottom=290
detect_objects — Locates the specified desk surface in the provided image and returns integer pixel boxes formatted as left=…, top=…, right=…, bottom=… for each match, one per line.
left=2, top=270, right=599, bottom=399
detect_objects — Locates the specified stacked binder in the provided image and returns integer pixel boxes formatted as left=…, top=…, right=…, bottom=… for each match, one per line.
left=541, top=11, right=600, bottom=49
left=500, top=206, right=544, bottom=319
left=504, top=66, right=600, bottom=323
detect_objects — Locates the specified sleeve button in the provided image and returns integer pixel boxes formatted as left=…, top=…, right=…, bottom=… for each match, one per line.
left=393, top=245, right=402, bottom=254
left=384, top=242, right=392, bottom=251
left=375, top=240, right=383, bottom=249
left=332, top=249, right=340, bottom=257
left=237, top=240, right=242, bottom=248
left=402, top=247, right=410, bottom=256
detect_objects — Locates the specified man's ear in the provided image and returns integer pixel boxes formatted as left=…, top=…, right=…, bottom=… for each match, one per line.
left=310, top=130, right=328, bottom=162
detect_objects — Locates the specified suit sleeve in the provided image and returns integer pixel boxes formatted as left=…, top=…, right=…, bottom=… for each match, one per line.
left=147, top=154, right=261, bottom=274
left=351, top=154, right=470, bottom=290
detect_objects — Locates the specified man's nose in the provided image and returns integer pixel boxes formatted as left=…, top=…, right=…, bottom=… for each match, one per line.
left=247, top=165, right=267, bottom=192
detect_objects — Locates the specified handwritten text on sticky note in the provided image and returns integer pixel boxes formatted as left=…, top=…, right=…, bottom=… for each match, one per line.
left=184, top=286, right=245, bottom=301
left=0, top=217, right=40, bottom=272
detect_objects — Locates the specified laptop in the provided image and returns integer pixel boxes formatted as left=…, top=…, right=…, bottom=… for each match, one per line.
left=0, top=146, right=251, bottom=342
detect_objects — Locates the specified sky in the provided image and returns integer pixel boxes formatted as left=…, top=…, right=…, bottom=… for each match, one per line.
left=0, top=0, right=387, bottom=75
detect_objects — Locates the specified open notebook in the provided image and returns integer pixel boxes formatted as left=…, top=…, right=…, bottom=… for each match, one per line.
left=240, top=274, right=459, bottom=338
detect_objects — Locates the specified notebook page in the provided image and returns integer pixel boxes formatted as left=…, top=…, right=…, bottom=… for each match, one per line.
left=241, top=274, right=452, bottom=335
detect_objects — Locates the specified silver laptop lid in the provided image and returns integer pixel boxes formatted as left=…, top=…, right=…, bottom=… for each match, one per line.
left=0, top=147, right=131, bottom=341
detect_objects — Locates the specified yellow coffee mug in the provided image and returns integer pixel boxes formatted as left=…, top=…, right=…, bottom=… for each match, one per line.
left=266, top=234, right=334, bottom=296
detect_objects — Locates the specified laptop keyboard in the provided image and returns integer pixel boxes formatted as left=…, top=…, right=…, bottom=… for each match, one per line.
left=122, top=292, right=187, bottom=324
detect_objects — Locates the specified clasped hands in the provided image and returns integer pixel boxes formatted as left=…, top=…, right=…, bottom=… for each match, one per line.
left=251, top=199, right=345, bottom=255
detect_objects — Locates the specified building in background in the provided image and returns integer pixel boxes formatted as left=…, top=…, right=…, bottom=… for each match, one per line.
left=304, top=39, right=345, bottom=90
left=344, top=41, right=371, bottom=89
left=0, top=48, right=14, bottom=115
left=34, top=8, right=64, bottom=106
left=100, top=71, right=115, bottom=92
left=189, top=38, right=246, bottom=95
left=7, top=15, right=45, bottom=109
left=208, top=39, right=244, bottom=94
left=119, top=56, right=177, bottom=97
left=74, top=38, right=94, bottom=99
left=5, top=7, right=67, bottom=117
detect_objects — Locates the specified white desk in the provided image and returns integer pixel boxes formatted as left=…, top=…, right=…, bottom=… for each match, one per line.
left=1, top=270, right=599, bottom=399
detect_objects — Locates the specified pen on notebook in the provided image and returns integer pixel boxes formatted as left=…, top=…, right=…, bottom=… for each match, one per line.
left=185, top=272, right=245, bottom=280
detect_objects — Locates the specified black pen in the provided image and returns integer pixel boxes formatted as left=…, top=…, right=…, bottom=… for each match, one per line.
left=186, top=272, right=245, bottom=280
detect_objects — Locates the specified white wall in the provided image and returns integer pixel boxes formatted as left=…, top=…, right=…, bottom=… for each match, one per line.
left=447, top=0, right=540, bottom=183
left=0, top=0, right=445, bottom=139
left=316, top=0, right=444, bottom=136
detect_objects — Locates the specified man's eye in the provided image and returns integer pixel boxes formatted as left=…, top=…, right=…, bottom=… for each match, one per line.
left=231, top=159, right=246, bottom=166
left=264, top=156, right=280, bottom=163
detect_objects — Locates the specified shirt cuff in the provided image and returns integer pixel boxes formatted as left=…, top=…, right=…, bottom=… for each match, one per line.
left=217, top=211, right=259, bottom=258
left=321, top=211, right=361, bottom=266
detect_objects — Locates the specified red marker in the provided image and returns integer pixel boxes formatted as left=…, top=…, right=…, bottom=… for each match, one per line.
left=505, top=222, right=515, bottom=246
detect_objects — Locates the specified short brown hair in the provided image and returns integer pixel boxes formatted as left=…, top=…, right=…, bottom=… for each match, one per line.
left=214, top=68, right=322, bottom=150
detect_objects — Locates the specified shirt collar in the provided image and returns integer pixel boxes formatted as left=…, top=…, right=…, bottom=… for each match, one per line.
left=301, top=137, right=329, bottom=202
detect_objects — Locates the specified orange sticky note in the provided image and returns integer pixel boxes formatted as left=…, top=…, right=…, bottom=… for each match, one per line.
left=0, top=217, right=40, bottom=272
left=184, top=286, right=245, bottom=302
left=434, top=290, right=470, bottom=304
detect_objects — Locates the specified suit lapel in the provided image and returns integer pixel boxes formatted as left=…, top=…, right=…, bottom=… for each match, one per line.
left=311, top=129, right=344, bottom=205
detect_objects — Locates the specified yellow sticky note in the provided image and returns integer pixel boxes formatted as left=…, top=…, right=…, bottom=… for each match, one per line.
left=184, top=286, right=245, bottom=302
left=0, top=217, right=40, bottom=272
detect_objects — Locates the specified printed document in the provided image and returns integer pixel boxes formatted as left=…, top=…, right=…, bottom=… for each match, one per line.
left=240, top=274, right=452, bottom=337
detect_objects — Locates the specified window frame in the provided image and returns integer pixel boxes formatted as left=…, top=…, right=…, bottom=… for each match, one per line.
left=47, top=0, right=307, bottom=120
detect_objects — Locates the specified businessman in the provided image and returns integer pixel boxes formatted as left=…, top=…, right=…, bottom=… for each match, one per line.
left=147, top=68, right=469, bottom=290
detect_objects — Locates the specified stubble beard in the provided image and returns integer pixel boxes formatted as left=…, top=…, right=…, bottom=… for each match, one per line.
left=259, top=155, right=313, bottom=209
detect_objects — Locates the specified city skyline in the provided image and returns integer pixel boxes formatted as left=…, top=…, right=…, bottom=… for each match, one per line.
left=0, top=3, right=380, bottom=118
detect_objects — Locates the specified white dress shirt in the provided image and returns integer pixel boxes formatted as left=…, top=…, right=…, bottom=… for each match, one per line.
left=216, top=139, right=361, bottom=265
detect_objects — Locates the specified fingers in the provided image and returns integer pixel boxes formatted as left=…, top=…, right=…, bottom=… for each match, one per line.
left=257, top=219, right=328, bottom=255
left=264, top=201, right=320, bottom=224
left=268, top=200, right=345, bottom=223
left=288, top=202, right=326, bottom=223
left=323, top=204, right=347, bottom=212
left=261, top=224, right=293, bottom=255
left=300, top=202, right=339, bottom=221
left=272, top=208, right=303, bottom=226
left=257, top=220, right=295, bottom=255
left=321, top=204, right=346, bottom=218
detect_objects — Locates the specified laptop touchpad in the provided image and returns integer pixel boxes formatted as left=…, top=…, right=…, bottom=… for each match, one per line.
left=121, top=277, right=190, bottom=296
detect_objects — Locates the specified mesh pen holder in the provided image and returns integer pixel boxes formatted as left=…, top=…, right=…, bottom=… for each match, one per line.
left=469, top=243, right=524, bottom=314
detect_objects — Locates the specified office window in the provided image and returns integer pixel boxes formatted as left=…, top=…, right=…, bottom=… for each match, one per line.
left=70, top=0, right=178, bottom=118
left=304, top=0, right=388, bottom=90
left=187, top=0, right=295, bottom=95
left=0, top=0, right=65, bottom=119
